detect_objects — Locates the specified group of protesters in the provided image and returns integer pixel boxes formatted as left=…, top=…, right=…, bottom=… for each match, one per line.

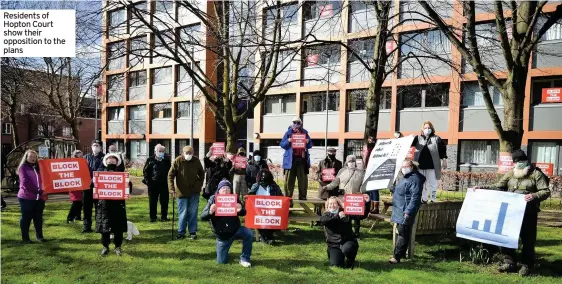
left=14, top=119, right=551, bottom=276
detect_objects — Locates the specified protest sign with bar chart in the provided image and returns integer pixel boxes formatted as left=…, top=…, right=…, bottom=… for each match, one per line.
left=456, top=189, right=527, bottom=249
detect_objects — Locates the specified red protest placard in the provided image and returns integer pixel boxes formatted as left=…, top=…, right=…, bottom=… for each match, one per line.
left=38, top=158, right=91, bottom=194
left=244, top=195, right=290, bottom=229
left=498, top=152, right=513, bottom=174
left=385, top=40, right=395, bottom=54
left=533, top=162, right=554, bottom=176
left=291, top=133, right=306, bottom=149
left=234, top=156, right=248, bottom=169
left=542, top=88, right=562, bottom=103
left=215, top=194, right=238, bottom=216
left=322, top=168, right=336, bottom=182
left=344, top=194, right=365, bottom=216
left=319, top=4, right=333, bottom=17
left=93, top=171, right=130, bottom=200
left=212, top=142, right=225, bottom=156
left=406, top=147, right=416, bottom=159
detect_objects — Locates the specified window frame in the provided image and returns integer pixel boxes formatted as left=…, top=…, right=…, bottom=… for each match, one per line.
left=108, top=107, right=125, bottom=121
left=1, top=123, right=12, bottom=135
left=347, top=88, right=391, bottom=111
left=264, top=94, right=296, bottom=115
left=152, top=103, right=173, bottom=119
left=398, top=84, right=449, bottom=109
left=129, top=71, right=147, bottom=88
left=129, top=105, right=146, bottom=120
left=152, top=67, right=173, bottom=85
left=302, top=91, right=340, bottom=113
left=459, top=140, right=500, bottom=166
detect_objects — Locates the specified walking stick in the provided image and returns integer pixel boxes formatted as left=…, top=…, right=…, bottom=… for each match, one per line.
left=171, top=193, right=175, bottom=240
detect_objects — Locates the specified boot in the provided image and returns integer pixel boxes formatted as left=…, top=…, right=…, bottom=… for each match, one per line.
left=370, top=202, right=380, bottom=215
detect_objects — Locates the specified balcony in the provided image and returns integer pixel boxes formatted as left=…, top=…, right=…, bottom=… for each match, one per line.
left=151, top=119, right=173, bottom=134
left=177, top=80, right=201, bottom=98
left=530, top=104, right=562, bottom=131
left=397, top=107, right=449, bottom=132
left=533, top=41, right=562, bottom=69
left=107, top=120, right=124, bottom=134
left=176, top=117, right=201, bottom=134
left=262, top=114, right=295, bottom=133
left=346, top=110, right=390, bottom=132
left=302, top=65, right=340, bottom=86
left=107, top=89, right=124, bottom=103
left=128, top=119, right=146, bottom=134
left=152, top=83, right=173, bottom=100
left=303, top=112, right=339, bottom=132
left=460, top=107, right=504, bottom=131
left=128, top=85, right=146, bottom=101
left=304, top=17, right=342, bottom=40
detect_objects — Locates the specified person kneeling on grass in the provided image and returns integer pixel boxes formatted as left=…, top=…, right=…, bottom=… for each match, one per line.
left=321, top=196, right=359, bottom=269
left=200, top=179, right=253, bottom=267
left=96, top=153, right=128, bottom=256
left=247, top=169, right=283, bottom=245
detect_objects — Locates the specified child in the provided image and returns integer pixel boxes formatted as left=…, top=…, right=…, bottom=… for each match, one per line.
left=67, top=150, right=84, bottom=223
left=96, top=153, right=127, bottom=256
left=247, top=169, right=283, bottom=245
left=200, top=179, right=253, bottom=267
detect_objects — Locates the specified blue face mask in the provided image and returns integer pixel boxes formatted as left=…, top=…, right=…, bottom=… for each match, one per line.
left=157, top=152, right=165, bottom=159
left=329, top=209, right=339, bottom=214
left=254, top=155, right=261, bottom=162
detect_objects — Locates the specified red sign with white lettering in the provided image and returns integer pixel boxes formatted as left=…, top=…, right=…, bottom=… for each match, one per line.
left=533, top=162, right=554, bottom=176
left=319, top=4, right=333, bottom=17
left=344, top=194, right=365, bottom=216
left=234, top=156, right=248, bottom=169
left=498, top=152, right=513, bottom=174
left=244, top=195, right=290, bottom=229
left=38, top=158, right=91, bottom=194
left=212, top=142, right=225, bottom=156
left=385, top=40, right=395, bottom=54
left=322, top=168, right=336, bottom=182
left=542, top=88, right=562, bottom=103
left=93, top=172, right=130, bottom=200
left=215, top=194, right=238, bottom=216
left=291, top=134, right=306, bottom=149
left=406, top=147, right=416, bottom=159
left=306, top=54, right=319, bottom=66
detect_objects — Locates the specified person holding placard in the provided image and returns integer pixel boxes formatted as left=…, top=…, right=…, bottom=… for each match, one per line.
left=478, top=149, right=550, bottom=277
left=230, top=147, right=248, bottom=201
left=411, top=121, right=447, bottom=203
left=245, top=150, right=269, bottom=189
left=67, top=150, right=85, bottom=223
left=203, top=146, right=232, bottom=199
left=323, top=155, right=369, bottom=239
left=317, top=147, right=343, bottom=200
left=200, top=180, right=253, bottom=267
left=280, top=117, right=313, bottom=201
left=389, top=160, right=424, bottom=264
left=83, top=139, right=105, bottom=233
left=248, top=169, right=283, bottom=245
left=143, top=144, right=172, bottom=222
left=321, top=196, right=359, bottom=269
left=17, top=150, right=47, bottom=243
left=96, top=153, right=128, bottom=256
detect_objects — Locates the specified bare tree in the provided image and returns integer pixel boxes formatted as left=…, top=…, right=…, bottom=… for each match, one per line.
left=1, top=58, right=28, bottom=147
left=420, top=0, right=562, bottom=152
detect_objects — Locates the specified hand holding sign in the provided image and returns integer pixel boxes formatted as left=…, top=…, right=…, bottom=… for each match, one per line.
left=291, top=134, right=306, bottom=149
left=343, top=194, right=365, bottom=215
left=215, top=194, right=238, bottom=216
left=210, top=204, right=217, bottom=214
left=212, top=142, right=226, bottom=157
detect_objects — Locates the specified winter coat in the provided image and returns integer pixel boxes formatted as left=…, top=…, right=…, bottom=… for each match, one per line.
left=491, top=167, right=551, bottom=211
left=95, top=167, right=127, bottom=234
left=200, top=195, right=246, bottom=241
left=279, top=127, right=312, bottom=171
left=143, top=156, right=172, bottom=186
left=230, top=154, right=247, bottom=176
left=325, top=167, right=366, bottom=196
left=320, top=211, right=356, bottom=248
left=248, top=182, right=283, bottom=196
left=17, top=163, right=47, bottom=201
left=85, top=152, right=105, bottom=178
left=168, top=156, right=205, bottom=198
left=412, top=134, right=447, bottom=179
left=245, top=159, right=268, bottom=188
left=317, top=157, right=343, bottom=187
left=203, top=157, right=232, bottom=199
left=390, top=171, right=425, bottom=225
left=69, top=191, right=83, bottom=201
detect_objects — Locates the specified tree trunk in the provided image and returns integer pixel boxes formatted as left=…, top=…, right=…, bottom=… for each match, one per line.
left=364, top=71, right=384, bottom=143
left=9, top=109, right=19, bottom=147
left=225, top=125, right=238, bottom=154
left=499, top=76, right=526, bottom=152
left=71, top=120, right=80, bottom=144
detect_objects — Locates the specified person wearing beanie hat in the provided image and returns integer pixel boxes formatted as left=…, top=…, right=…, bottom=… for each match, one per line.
left=203, top=145, right=233, bottom=200
left=245, top=150, right=269, bottom=190
left=201, top=178, right=253, bottom=267
left=479, top=148, right=550, bottom=276
left=230, top=147, right=248, bottom=201
left=280, top=117, right=313, bottom=202
left=82, top=139, right=105, bottom=233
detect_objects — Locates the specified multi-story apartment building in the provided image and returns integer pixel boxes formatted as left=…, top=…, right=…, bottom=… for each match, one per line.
left=102, top=1, right=562, bottom=174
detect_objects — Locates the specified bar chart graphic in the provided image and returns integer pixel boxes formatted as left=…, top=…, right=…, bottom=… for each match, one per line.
left=456, top=190, right=526, bottom=249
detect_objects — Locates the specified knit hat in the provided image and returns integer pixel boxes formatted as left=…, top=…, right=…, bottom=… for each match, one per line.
left=511, top=149, right=528, bottom=163
left=253, top=150, right=262, bottom=156
left=91, top=139, right=102, bottom=146
left=217, top=179, right=232, bottom=191
left=103, top=153, right=122, bottom=167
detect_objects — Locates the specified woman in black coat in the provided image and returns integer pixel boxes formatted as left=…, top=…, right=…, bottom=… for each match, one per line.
left=320, top=196, right=359, bottom=269
left=95, top=153, right=127, bottom=256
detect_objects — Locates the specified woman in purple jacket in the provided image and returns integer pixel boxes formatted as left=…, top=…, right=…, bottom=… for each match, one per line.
left=17, top=150, right=47, bottom=243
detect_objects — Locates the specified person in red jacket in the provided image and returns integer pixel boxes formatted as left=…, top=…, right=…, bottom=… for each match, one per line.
left=67, top=150, right=85, bottom=223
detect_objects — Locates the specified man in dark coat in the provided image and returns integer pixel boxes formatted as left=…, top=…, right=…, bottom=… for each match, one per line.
left=96, top=153, right=127, bottom=256
left=83, top=139, right=105, bottom=233
left=245, top=150, right=268, bottom=189
left=317, top=147, right=343, bottom=200
left=143, top=144, right=172, bottom=222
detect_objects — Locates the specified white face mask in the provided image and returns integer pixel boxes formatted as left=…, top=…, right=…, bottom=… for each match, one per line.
left=254, top=155, right=261, bottom=162
left=423, top=129, right=432, bottom=136
left=401, top=167, right=412, bottom=175
left=329, top=209, right=339, bottom=214
left=92, top=146, right=101, bottom=154
left=347, top=162, right=356, bottom=169
left=184, top=154, right=193, bottom=161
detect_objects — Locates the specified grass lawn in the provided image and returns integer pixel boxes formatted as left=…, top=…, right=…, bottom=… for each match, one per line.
left=1, top=197, right=561, bottom=284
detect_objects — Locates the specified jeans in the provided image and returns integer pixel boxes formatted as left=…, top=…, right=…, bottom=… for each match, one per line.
left=419, top=169, right=438, bottom=202
left=67, top=201, right=83, bottom=221
left=233, top=174, right=248, bottom=200
left=327, top=241, right=359, bottom=268
left=177, top=195, right=199, bottom=236
left=216, top=226, right=253, bottom=264
left=394, top=223, right=412, bottom=260
left=148, top=183, right=169, bottom=220
left=18, top=198, right=45, bottom=241
left=284, top=158, right=308, bottom=199
left=368, top=190, right=380, bottom=202
left=502, top=206, right=538, bottom=267
left=101, top=232, right=123, bottom=248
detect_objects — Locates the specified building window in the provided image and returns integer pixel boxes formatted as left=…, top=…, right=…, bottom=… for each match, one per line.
left=399, top=84, right=449, bottom=109
left=177, top=101, right=201, bottom=118
left=302, top=91, right=339, bottom=113
left=462, top=82, right=503, bottom=107
left=107, top=74, right=125, bottom=103
left=264, top=94, right=296, bottom=114
left=400, top=29, right=451, bottom=56
left=130, top=37, right=148, bottom=67
left=108, top=107, right=125, bottom=121
left=2, top=123, right=12, bottom=135
left=265, top=3, right=299, bottom=26
left=152, top=67, right=172, bottom=85
left=177, top=62, right=201, bottom=82
left=154, top=30, right=175, bottom=62
left=62, top=126, right=72, bottom=137
left=129, top=71, right=147, bottom=87
left=348, top=89, right=391, bottom=111
left=37, top=125, right=55, bottom=137
left=130, top=140, right=148, bottom=158
left=152, top=103, right=172, bottom=119
left=155, top=0, right=174, bottom=16
left=539, top=17, right=562, bottom=41
left=108, top=8, right=127, bottom=37
left=303, top=1, right=342, bottom=21
left=304, top=44, right=340, bottom=67
left=531, top=77, right=562, bottom=105
left=107, top=41, right=125, bottom=70
left=530, top=141, right=558, bottom=170
left=129, top=105, right=146, bottom=120
left=179, top=24, right=201, bottom=53
left=459, top=140, right=500, bottom=165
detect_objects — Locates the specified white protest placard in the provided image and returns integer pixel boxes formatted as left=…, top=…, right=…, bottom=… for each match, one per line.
left=361, top=136, right=415, bottom=191
left=456, top=189, right=527, bottom=249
